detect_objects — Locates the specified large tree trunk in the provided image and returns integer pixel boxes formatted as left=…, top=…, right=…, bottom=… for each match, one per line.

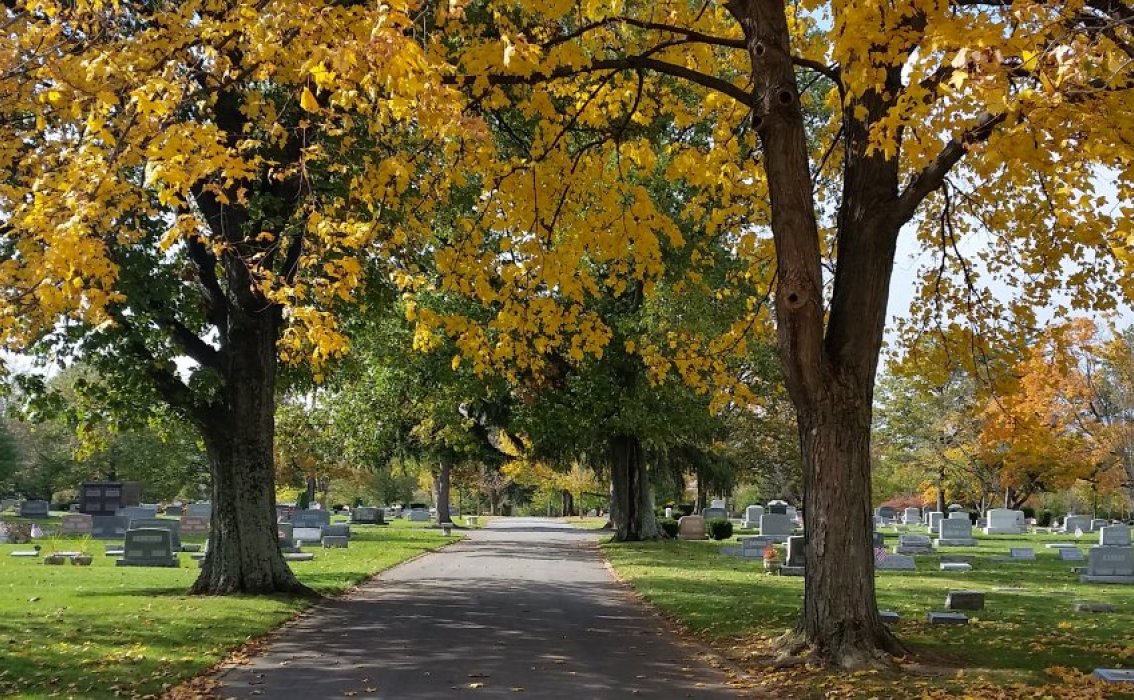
left=190, top=315, right=310, bottom=596
left=435, top=457, right=452, bottom=524
left=608, top=434, right=659, bottom=541
left=561, top=489, right=576, bottom=517
left=728, top=0, right=911, bottom=667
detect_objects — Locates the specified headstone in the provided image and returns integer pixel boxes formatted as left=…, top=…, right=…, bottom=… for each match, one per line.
left=677, top=515, right=706, bottom=541
left=290, top=509, right=331, bottom=529
left=940, top=562, right=972, bottom=572
left=983, top=508, right=1023, bottom=535
left=277, top=523, right=298, bottom=552
left=927, top=511, right=944, bottom=534
left=876, top=553, right=916, bottom=571
left=1074, top=601, right=1116, bottom=613
left=127, top=517, right=182, bottom=550
left=276, top=504, right=294, bottom=522
left=758, top=513, right=793, bottom=542
left=878, top=610, right=900, bottom=623
left=1099, top=525, right=1131, bottom=547
left=180, top=515, right=210, bottom=535
left=322, top=536, right=349, bottom=548
left=79, top=482, right=123, bottom=516
left=1063, top=514, right=1091, bottom=533
left=283, top=552, right=315, bottom=562
left=767, top=502, right=788, bottom=515
left=1080, top=546, right=1134, bottom=584
left=19, top=500, right=50, bottom=518
left=895, top=534, right=934, bottom=555
left=60, top=513, right=93, bottom=535
left=1008, top=547, right=1036, bottom=560
left=1091, top=518, right=1109, bottom=532
left=927, top=611, right=968, bottom=625
left=873, top=532, right=885, bottom=548
left=935, top=518, right=976, bottom=546
left=875, top=506, right=897, bottom=521
left=115, top=528, right=179, bottom=567
left=902, top=507, right=921, bottom=525
left=164, top=505, right=183, bottom=517
left=949, top=511, right=969, bottom=520
left=664, top=507, right=674, bottom=519
left=945, top=590, right=985, bottom=610
left=407, top=509, right=431, bottom=522
left=293, top=527, right=324, bottom=544
left=709, top=498, right=726, bottom=510
left=0, top=498, right=17, bottom=512
left=1059, top=548, right=1085, bottom=561
left=351, top=506, right=385, bottom=525
left=785, top=535, right=806, bottom=568
left=91, top=515, right=129, bottom=539
left=701, top=507, right=728, bottom=521
left=118, top=505, right=158, bottom=523
left=186, top=503, right=212, bottom=519
left=1093, top=669, right=1134, bottom=683
left=119, top=482, right=143, bottom=507
left=737, top=536, right=774, bottom=558
left=324, top=523, right=350, bottom=538
left=741, top=505, right=764, bottom=530
left=1045, top=542, right=1080, bottom=549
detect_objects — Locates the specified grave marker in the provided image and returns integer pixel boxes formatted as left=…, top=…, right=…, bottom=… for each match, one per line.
left=290, top=509, right=331, bottom=529
left=936, top=518, right=976, bottom=546
left=895, top=534, right=934, bottom=555
left=1099, top=525, right=1131, bottom=547
left=186, top=503, right=212, bottom=519
left=984, top=508, right=1024, bottom=535
left=351, top=506, right=385, bottom=525
left=927, top=612, right=968, bottom=625
left=115, top=528, right=179, bottom=567
left=19, top=500, right=49, bottom=518
left=127, top=517, right=182, bottom=550
left=741, top=505, right=764, bottom=530
left=1059, top=548, right=1085, bottom=561
left=677, top=515, right=706, bottom=541
left=1080, top=546, right=1134, bottom=584
left=60, top=513, right=93, bottom=535
left=1009, top=547, right=1036, bottom=561
left=945, top=590, right=985, bottom=610
left=701, top=507, right=728, bottom=521
left=91, top=515, right=129, bottom=539
left=180, top=515, right=210, bottom=535
left=758, top=513, right=793, bottom=542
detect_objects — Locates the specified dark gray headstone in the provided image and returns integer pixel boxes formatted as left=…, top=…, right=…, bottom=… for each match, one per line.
left=1081, top=546, right=1134, bottom=583
left=118, top=505, right=158, bottom=522
left=91, top=515, right=129, bottom=539
left=291, top=509, right=331, bottom=529
left=127, top=518, right=181, bottom=550
left=115, top=528, right=179, bottom=567
left=19, top=500, right=49, bottom=518
left=873, top=532, right=885, bottom=548
left=1093, top=669, right=1134, bottom=683
left=351, top=506, right=384, bottom=524
left=878, top=610, right=900, bottom=623
left=324, top=523, right=350, bottom=538
left=768, top=503, right=788, bottom=515
left=322, top=536, right=348, bottom=548
left=1008, top=547, right=1036, bottom=560
left=60, top=513, right=93, bottom=535
left=759, top=513, right=793, bottom=541
left=945, top=590, right=985, bottom=610
left=785, top=535, right=806, bottom=568
left=163, top=505, right=183, bottom=517
left=701, top=507, right=728, bottom=521
left=186, top=503, right=212, bottom=519
left=1059, top=548, right=1085, bottom=561
left=876, top=554, right=916, bottom=571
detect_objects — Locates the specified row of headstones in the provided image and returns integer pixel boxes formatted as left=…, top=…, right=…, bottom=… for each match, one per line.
left=680, top=510, right=798, bottom=541
left=56, top=511, right=212, bottom=538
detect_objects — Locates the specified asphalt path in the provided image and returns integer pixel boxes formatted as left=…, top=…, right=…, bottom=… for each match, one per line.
left=216, top=517, right=745, bottom=699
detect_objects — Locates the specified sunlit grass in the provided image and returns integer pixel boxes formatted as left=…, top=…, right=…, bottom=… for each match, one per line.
left=603, top=530, right=1134, bottom=699
left=0, top=515, right=447, bottom=699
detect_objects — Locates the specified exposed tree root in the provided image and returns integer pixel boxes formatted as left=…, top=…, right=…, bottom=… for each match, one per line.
left=772, top=626, right=908, bottom=670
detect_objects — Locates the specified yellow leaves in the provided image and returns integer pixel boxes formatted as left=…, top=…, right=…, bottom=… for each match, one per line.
left=300, top=87, right=320, bottom=112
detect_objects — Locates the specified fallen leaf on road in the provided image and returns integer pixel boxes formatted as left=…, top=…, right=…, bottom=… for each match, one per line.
left=469, top=682, right=485, bottom=689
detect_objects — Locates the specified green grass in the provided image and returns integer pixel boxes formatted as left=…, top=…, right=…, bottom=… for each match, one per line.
left=0, top=516, right=448, bottom=699
left=602, top=530, right=1134, bottom=699
left=566, top=515, right=611, bottom=530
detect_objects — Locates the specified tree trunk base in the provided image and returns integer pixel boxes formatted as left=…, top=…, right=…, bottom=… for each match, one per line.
left=773, top=625, right=908, bottom=670
left=189, top=556, right=319, bottom=597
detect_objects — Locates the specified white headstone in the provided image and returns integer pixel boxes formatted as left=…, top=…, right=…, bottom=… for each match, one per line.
left=759, top=513, right=793, bottom=541
left=741, top=505, right=764, bottom=529
left=983, top=508, right=1023, bottom=535
left=902, top=507, right=921, bottom=525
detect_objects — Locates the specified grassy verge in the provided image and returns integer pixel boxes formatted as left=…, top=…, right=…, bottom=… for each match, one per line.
left=0, top=516, right=448, bottom=699
left=602, top=530, right=1134, bottom=699
left=566, top=515, right=611, bottom=530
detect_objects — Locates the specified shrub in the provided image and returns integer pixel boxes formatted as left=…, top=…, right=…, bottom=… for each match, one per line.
left=659, top=519, right=679, bottom=539
left=678, top=503, right=694, bottom=517
left=707, top=518, right=733, bottom=540
left=1021, top=506, right=1036, bottom=519
left=1038, top=510, right=1053, bottom=527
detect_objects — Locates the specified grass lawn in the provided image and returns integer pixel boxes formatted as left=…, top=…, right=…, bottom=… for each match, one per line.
left=0, top=514, right=449, bottom=699
left=566, top=515, right=611, bottom=530
left=602, top=528, right=1134, bottom=699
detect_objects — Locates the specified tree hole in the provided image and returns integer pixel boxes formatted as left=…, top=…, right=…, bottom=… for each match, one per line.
left=755, top=43, right=766, bottom=56
left=778, top=89, right=794, bottom=105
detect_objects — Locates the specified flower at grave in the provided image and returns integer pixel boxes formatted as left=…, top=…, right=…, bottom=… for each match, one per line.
left=1075, top=527, right=1084, bottom=538
left=29, top=524, right=43, bottom=538
left=763, top=544, right=777, bottom=561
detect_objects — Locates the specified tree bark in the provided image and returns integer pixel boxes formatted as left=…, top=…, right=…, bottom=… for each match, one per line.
left=190, top=313, right=311, bottom=596
left=608, top=434, right=659, bottom=541
left=561, top=489, right=576, bottom=517
left=435, top=457, right=452, bottom=524
left=727, top=0, right=909, bottom=666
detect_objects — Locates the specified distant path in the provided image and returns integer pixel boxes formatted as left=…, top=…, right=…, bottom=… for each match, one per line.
left=216, top=517, right=743, bottom=699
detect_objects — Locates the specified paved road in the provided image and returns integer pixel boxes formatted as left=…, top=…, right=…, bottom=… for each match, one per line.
left=216, top=517, right=744, bottom=699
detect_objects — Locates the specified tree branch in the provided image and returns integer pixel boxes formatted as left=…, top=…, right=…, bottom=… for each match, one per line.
left=893, top=112, right=1006, bottom=225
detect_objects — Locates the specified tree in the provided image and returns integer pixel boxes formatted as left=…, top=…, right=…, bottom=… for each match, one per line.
left=0, top=2, right=467, bottom=593
left=419, top=1, right=1134, bottom=666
